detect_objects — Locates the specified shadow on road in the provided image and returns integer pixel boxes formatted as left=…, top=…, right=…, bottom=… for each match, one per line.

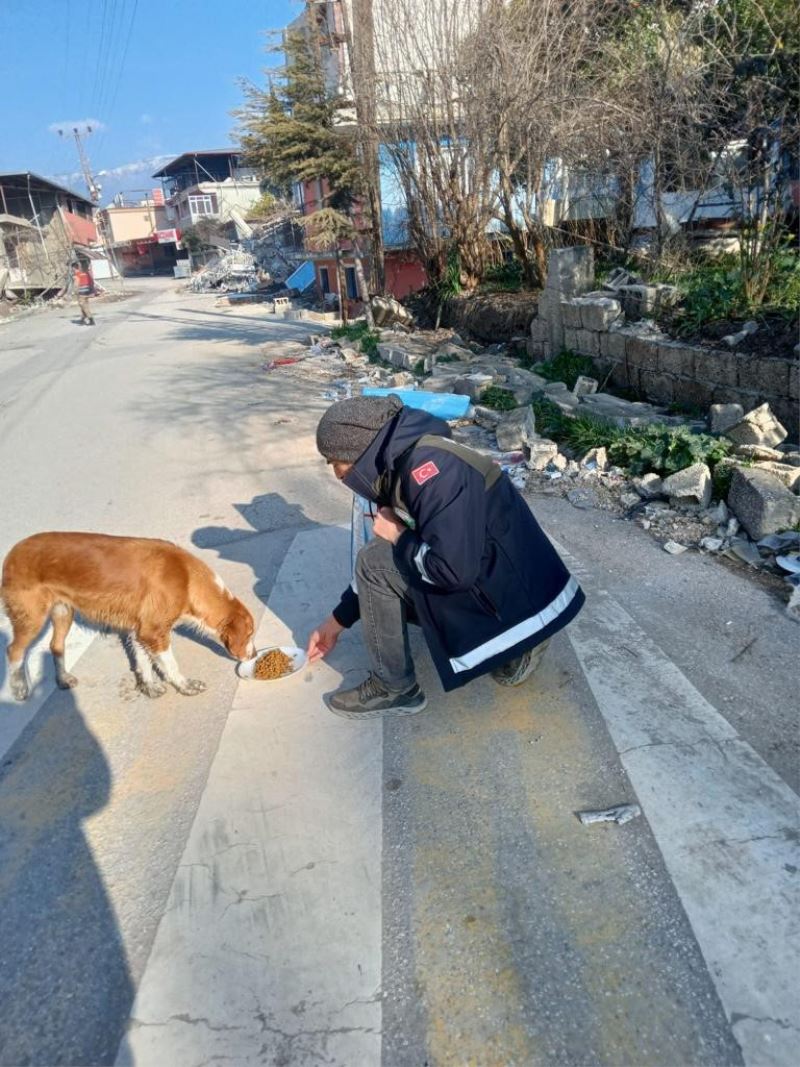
left=0, top=685, right=132, bottom=1067
left=192, top=493, right=328, bottom=610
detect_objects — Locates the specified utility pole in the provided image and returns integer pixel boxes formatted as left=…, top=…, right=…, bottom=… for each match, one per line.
left=57, top=124, right=103, bottom=204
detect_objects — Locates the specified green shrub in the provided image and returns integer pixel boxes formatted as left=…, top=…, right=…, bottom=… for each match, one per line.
left=481, top=386, right=518, bottom=412
left=533, top=350, right=595, bottom=390
left=413, top=358, right=427, bottom=376
left=608, top=424, right=731, bottom=477
left=331, top=320, right=379, bottom=359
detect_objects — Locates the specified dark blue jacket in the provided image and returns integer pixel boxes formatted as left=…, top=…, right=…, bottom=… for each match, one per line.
left=334, top=406, right=585, bottom=691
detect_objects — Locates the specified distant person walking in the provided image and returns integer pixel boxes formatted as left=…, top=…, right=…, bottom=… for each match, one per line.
left=73, top=263, right=96, bottom=326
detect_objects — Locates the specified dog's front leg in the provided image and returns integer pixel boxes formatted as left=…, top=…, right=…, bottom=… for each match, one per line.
left=154, top=644, right=207, bottom=696
left=128, top=635, right=167, bottom=698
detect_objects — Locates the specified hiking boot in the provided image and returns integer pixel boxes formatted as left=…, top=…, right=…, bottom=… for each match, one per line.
left=327, top=673, right=428, bottom=719
left=491, top=639, right=550, bottom=687
left=88, top=317, right=96, bottom=325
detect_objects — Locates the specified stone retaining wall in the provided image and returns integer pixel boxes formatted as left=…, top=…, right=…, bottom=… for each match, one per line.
left=528, top=247, right=798, bottom=434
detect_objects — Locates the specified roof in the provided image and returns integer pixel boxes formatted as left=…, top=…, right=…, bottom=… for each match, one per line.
left=0, top=171, right=93, bottom=208
left=152, top=150, right=241, bottom=178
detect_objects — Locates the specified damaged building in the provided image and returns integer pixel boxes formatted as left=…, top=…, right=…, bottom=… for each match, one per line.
left=0, top=172, right=105, bottom=297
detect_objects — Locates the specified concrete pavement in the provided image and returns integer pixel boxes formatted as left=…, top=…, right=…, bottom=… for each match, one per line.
left=0, top=282, right=797, bottom=1066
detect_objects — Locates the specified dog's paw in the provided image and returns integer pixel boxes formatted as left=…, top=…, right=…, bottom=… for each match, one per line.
left=178, top=678, right=207, bottom=696
left=10, top=673, right=29, bottom=702
left=57, top=671, right=79, bottom=690
left=138, top=679, right=167, bottom=698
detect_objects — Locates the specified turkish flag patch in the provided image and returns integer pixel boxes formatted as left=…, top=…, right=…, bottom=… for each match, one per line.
left=411, top=460, right=440, bottom=486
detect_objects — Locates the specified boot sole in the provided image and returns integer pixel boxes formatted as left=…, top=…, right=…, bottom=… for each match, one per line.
left=326, top=694, right=429, bottom=720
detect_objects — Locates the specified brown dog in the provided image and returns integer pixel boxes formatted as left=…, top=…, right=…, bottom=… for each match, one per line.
left=1, top=532, right=256, bottom=701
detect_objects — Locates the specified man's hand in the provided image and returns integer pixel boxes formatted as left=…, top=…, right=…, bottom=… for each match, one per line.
left=307, top=615, right=345, bottom=663
left=373, top=506, right=406, bottom=545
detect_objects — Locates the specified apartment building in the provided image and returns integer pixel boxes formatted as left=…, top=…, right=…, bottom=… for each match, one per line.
left=152, top=150, right=263, bottom=240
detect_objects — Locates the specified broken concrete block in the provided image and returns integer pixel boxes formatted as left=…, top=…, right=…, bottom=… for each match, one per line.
left=551, top=452, right=568, bottom=471
left=581, top=447, right=608, bottom=471
left=543, top=380, right=568, bottom=395
left=725, top=403, right=788, bottom=448
left=453, top=373, right=494, bottom=402
left=376, top=342, right=415, bottom=371
left=527, top=438, right=559, bottom=471
left=633, top=473, right=664, bottom=500
left=661, top=463, right=712, bottom=509
left=734, top=443, right=784, bottom=462
left=753, top=462, right=800, bottom=493
left=573, top=375, right=599, bottom=397
left=579, top=297, right=622, bottom=332
left=728, top=467, right=800, bottom=540
left=709, top=403, right=744, bottom=435
left=495, top=406, right=536, bottom=452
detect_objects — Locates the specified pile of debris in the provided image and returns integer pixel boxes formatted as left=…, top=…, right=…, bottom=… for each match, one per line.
left=261, top=319, right=799, bottom=617
left=189, top=249, right=262, bottom=293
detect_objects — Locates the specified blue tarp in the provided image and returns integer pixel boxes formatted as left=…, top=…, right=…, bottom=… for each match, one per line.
left=284, top=260, right=315, bottom=292
left=361, top=388, right=471, bottom=421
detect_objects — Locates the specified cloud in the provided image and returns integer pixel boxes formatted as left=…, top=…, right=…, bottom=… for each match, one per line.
left=139, top=113, right=153, bottom=125
left=95, top=154, right=175, bottom=179
left=48, top=117, right=106, bottom=135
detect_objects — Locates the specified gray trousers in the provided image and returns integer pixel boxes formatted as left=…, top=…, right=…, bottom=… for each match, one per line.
left=355, top=538, right=417, bottom=692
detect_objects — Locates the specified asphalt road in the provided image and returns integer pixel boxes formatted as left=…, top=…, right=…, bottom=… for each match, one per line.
left=0, top=282, right=797, bottom=1067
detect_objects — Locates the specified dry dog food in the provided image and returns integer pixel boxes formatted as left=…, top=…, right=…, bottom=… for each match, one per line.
left=254, top=648, right=294, bottom=680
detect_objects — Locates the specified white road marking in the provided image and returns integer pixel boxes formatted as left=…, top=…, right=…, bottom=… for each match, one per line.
left=0, top=618, right=95, bottom=759
left=563, top=561, right=800, bottom=1067
left=116, top=526, right=382, bottom=1067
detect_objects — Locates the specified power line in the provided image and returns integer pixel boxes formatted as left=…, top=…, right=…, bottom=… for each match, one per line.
left=105, top=0, right=138, bottom=129
left=89, top=0, right=111, bottom=116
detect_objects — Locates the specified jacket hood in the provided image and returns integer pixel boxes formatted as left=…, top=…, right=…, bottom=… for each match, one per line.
left=343, top=405, right=452, bottom=502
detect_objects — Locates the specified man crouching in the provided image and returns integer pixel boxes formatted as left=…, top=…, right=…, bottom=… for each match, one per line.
left=307, top=395, right=585, bottom=719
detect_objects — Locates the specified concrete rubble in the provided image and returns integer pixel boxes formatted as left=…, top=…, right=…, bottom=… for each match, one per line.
left=661, top=463, right=713, bottom=509
left=724, top=402, right=788, bottom=449
left=728, top=468, right=800, bottom=541
left=265, top=306, right=798, bottom=619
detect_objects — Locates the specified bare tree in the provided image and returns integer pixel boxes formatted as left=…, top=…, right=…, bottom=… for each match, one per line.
left=372, top=0, right=497, bottom=289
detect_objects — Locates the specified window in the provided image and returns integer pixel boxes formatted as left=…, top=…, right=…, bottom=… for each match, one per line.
left=188, top=194, right=217, bottom=218
left=319, top=267, right=331, bottom=295
left=344, top=266, right=358, bottom=300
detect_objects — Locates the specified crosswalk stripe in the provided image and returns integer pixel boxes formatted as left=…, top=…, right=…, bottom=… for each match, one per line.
left=116, top=527, right=383, bottom=1067
left=0, top=619, right=95, bottom=759
left=560, top=551, right=800, bottom=1067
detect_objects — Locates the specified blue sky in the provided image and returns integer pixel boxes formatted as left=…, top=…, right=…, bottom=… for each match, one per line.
left=2, top=0, right=298, bottom=204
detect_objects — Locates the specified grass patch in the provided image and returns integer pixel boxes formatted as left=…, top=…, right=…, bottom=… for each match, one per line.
left=481, top=386, right=518, bottom=412
left=533, top=349, right=595, bottom=390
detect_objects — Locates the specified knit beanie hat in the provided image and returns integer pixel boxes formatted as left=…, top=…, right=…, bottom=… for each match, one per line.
left=316, top=395, right=404, bottom=463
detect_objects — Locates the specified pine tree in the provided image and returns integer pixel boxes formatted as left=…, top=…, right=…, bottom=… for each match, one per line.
left=237, top=30, right=363, bottom=212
